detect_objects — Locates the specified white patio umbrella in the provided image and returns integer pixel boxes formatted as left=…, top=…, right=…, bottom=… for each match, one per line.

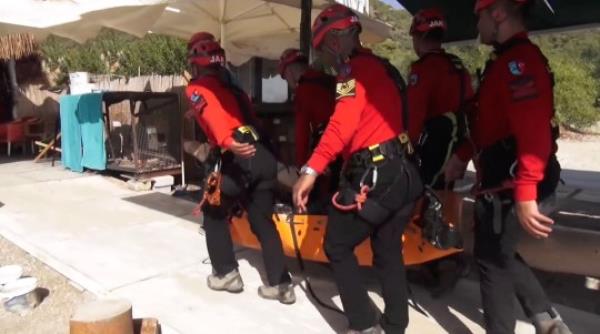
left=0, top=0, right=169, bottom=42
left=150, top=0, right=391, bottom=65
left=0, top=0, right=391, bottom=66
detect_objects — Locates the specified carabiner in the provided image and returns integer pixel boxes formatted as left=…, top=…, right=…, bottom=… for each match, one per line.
left=359, top=166, right=378, bottom=191
left=213, top=158, right=222, bottom=173
left=509, top=161, right=517, bottom=178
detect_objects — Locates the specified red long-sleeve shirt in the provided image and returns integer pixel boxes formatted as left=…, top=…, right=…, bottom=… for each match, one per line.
left=306, top=49, right=405, bottom=174
left=456, top=32, right=556, bottom=201
left=185, top=75, right=247, bottom=149
left=294, top=69, right=336, bottom=166
left=407, top=50, right=474, bottom=141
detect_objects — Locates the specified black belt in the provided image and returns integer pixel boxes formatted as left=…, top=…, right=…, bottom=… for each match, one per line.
left=349, top=133, right=411, bottom=168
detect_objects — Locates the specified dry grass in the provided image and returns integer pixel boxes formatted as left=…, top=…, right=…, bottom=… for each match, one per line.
left=0, top=33, right=38, bottom=61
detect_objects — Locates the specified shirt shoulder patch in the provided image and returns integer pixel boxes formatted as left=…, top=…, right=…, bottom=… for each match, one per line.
left=508, top=60, right=526, bottom=76
left=188, top=90, right=208, bottom=112
left=336, top=78, right=356, bottom=100
left=190, top=90, right=202, bottom=103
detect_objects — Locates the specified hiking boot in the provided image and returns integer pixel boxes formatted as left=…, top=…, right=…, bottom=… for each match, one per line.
left=346, top=325, right=385, bottom=334
left=257, top=283, right=296, bottom=304
left=532, top=309, right=572, bottom=334
left=207, top=269, right=243, bottom=293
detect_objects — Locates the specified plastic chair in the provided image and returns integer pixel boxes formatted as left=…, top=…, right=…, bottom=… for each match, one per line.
left=23, top=117, right=45, bottom=153
left=0, top=120, right=26, bottom=156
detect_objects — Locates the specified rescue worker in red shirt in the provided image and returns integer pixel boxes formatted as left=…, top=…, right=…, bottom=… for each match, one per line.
left=408, top=8, right=474, bottom=189
left=278, top=48, right=336, bottom=166
left=278, top=48, right=339, bottom=210
left=293, top=5, right=422, bottom=333
left=444, top=1, right=571, bottom=333
left=184, top=32, right=295, bottom=304
left=407, top=7, right=474, bottom=296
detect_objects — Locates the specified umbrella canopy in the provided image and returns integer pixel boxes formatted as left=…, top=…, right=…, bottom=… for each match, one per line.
left=0, top=0, right=169, bottom=42
left=147, top=0, right=391, bottom=65
left=397, top=0, right=600, bottom=42
left=0, top=0, right=391, bottom=66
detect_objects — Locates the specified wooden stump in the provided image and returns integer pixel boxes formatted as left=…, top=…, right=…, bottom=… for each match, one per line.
left=70, top=299, right=134, bottom=334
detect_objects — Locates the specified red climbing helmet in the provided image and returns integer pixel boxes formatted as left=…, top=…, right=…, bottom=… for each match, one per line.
left=410, top=8, right=447, bottom=36
left=187, top=32, right=226, bottom=67
left=311, top=4, right=361, bottom=49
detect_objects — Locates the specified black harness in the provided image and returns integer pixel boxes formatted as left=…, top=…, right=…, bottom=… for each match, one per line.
left=332, top=53, right=423, bottom=226
left=415, top=52, right=471, bottom=188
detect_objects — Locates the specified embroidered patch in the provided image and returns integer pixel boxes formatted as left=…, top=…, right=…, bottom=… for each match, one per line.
left=190, top=90, right=202, bottom=104
left=509, top=76, right=538, bottom=101
left=189, top=90, right=207, bottom=112
left=508, top=60, right=525, bottom=76
left=336, top=79, right=356, bottom=100
left=409, top=73, right=419, bottom=86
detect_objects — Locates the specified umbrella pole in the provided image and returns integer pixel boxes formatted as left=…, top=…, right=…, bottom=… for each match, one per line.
left=300, top=0, right=312, bottom=57
left=220, top=0, right=226, bottom=58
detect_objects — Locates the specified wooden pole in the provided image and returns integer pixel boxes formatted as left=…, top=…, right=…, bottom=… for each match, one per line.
left=300, top=0, right=312, bottom=57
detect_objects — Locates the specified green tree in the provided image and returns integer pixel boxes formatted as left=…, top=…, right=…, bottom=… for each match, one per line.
left=41, top=29, right=187, bottom=84
left=369, top=0, right=415, bottom=71
left=551, top=56, right=599, bottom=129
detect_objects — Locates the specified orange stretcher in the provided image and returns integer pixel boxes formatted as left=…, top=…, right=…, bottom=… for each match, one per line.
left=229, top=190, right=464, bottom=266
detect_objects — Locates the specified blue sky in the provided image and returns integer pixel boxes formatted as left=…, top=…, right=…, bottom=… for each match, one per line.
left=381, top=0, right=403, bottom=9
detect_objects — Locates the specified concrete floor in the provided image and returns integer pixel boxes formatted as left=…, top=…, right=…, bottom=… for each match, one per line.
left=0, top=157, right=599, bottom=333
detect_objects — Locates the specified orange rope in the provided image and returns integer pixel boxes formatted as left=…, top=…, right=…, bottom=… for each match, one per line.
left=331, top=185, right=371, bottom=212
left=192, top=173, right=222, bottom=217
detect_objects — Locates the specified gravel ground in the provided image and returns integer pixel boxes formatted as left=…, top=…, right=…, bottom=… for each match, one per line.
left=0, top=236, right=95, bottom=334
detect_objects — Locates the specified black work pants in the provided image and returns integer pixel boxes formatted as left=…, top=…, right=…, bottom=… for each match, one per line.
left=474, top=193, right=555, bottom=334
left=202, top=144, right=291, bottom=286
left=324, top=157, right=422, bottom=333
